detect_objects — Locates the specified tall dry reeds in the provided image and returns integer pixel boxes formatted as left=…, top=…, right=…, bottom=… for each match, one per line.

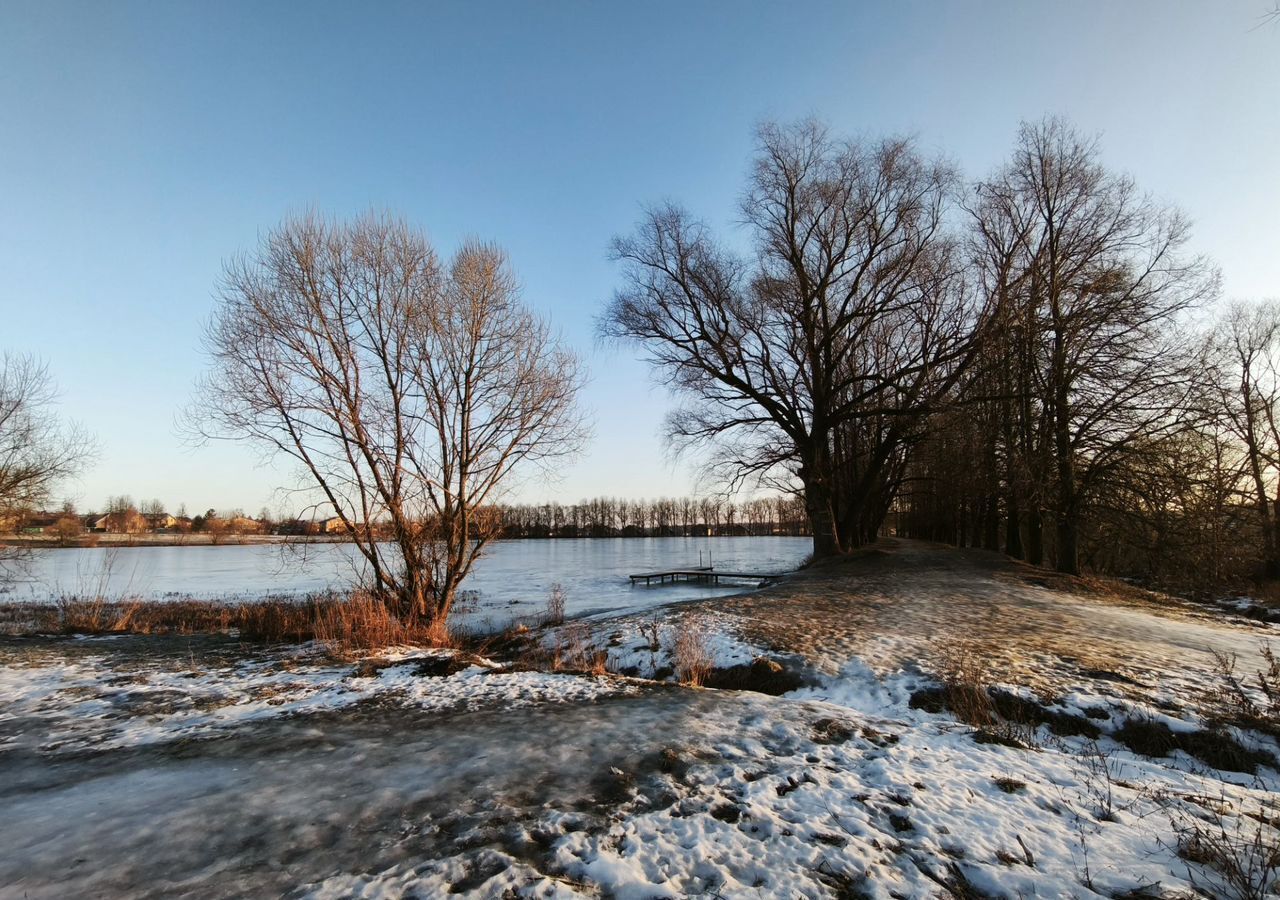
left=312, top=590, right=453, bottom=657
left=3, top=590, right=456, bottom=655
left=673, top=619, right=714, bottom=686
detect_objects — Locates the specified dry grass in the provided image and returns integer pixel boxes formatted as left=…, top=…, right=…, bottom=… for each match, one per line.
left=1170, top=796, right=1280, bottom=900
left=1207, top=644, right=1280, bottom=738
left=934, top=641, right=997, bottom=728
left=312, top=591, right=453, bottom=657
left=673, top=619, right=713, bottom=687
left=547, top=621, right=608, bottom=674
left=913, top=640, right=1046, bottom=748
left=544, top=582, right=566, bottom=626
left=0, top=591, right=455, bottom=655
left=52, top=597, right=237, bottom=635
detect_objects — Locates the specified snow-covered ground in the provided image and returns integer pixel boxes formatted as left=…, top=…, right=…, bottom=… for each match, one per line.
left=2, top=539, right=1278, bottom=898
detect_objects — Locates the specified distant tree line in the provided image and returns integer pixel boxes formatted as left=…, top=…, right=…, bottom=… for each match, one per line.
left=606, top=116, right=1277, bottom=595
left=496, top=495, right=810, bottom=539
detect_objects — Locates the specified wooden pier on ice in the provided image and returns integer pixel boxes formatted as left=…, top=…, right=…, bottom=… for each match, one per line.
left=627, top=566, right=785, bottom=587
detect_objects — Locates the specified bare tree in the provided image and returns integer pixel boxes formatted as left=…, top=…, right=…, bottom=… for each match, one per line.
left=0, top=354, right=93, bottom=573
left=189, top=213, right=585, bottom=624
left=603, top=120, right=985, bottom=557
left=1204, top=300, right=1280, bottom=577
left=140, top=498, right=165, bottom=518
left=970, top=119, right=1216, bottom=574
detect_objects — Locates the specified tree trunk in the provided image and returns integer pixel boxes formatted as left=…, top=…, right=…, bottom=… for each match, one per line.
left=802, top=435, right=845, bottom=558
left=983, top=495, right=1000, bottom=551
left=1055, top=508, right=1079, bottom=576
left=1244, top=419, right=1278, bottom=578
left=804, top=474, right=842, bottom=559
left=1026, top=508, right=1043, bottom=566
left=1005, top=492, right=1023, bottom=559
left=1052, top=336, right=1080, bottom=575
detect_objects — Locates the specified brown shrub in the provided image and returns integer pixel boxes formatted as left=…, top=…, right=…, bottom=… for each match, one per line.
left=544, top=583, right=566, bottom=626
left=935, top=641, right=995, bottom=728
left=673, top=620, right=713, bottom=687
left=4, top=591, right=454, bottom=655
left=1171, top=796, right=1280, bottom=900
left=1207, top=645, right=1280, bottom=739
left=237, top=598, right=319, bottom=642
left=914, top=641, right=1044, bottom=748
left=312, top=591, right=452, bottom=657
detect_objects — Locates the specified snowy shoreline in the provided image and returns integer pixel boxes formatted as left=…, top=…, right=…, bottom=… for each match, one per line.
left=3, top=540, right=1278, bottom=898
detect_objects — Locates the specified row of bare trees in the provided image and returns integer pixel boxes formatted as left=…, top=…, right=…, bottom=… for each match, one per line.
left=13, top=115, right=1265, bottom=627
left=896, top=120, right=1215, bottom=575
left=606, top=117, right=1280, bottom=592
left=497, top=495, right=809, bottom=538
left=899, top=296, right=1280, bottom=594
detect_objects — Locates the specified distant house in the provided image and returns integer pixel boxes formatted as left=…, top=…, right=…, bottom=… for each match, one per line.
left=307, top=516, right=348, bottom=535
left=145, top=513, right=179, bottom=531
left=95, top=509, right=149, bottom=534
left=226, top=516, right=264, bottom=534
left=21, top=513, right=60, bottom=534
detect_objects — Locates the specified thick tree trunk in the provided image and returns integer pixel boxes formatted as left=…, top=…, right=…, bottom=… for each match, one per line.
left=1005, top=492, right=1023, bottom=559
left=1055, top=510, right=1079, bottom=576
left=804, top=437, right=844, bottom=559
left=1026, top=508, right=1044, bottom=566
left=806, top=482, right=841, bottom=558
left=983, top=495, right=1000, bottom=551
left=1245, top=429, right=1278, bottom=578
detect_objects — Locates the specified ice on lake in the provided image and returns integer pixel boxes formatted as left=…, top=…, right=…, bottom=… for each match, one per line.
left=8, top=536, right=812, bottom=630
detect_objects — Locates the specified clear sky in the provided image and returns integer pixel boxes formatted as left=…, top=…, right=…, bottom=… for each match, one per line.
left=2, top=1, right=1278, bottom=516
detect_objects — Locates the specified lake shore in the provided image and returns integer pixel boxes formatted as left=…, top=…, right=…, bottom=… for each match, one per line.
left=0, top=533, right=349, bottom=548
left=0, top=532, right=811, bottom=549
left=3, top=538, right=1278, bottom=898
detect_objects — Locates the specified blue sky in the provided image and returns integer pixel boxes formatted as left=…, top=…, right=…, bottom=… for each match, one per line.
left=2, top=1, right=1278, bottom=515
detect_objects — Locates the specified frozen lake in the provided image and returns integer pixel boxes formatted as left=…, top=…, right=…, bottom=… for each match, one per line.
left=5, top=537, right=812, bottom=628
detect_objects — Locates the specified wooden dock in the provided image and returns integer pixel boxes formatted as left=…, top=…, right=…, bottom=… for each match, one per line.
left=628, top=567, right=785, bottom=587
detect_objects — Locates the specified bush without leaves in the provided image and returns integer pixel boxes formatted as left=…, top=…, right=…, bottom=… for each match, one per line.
left=1172, top=797, right=1280, bottom=900
left=673, top=620, right=713, bottom=686
left=1207, top=645, right=1280, bottom=738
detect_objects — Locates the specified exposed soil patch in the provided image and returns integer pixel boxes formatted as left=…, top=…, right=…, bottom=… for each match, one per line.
left=701, top=656, right=811, bottom=695
left=1112, top=717, right=1277, bottom=774
left=908, top=684, right=1101, bottom=738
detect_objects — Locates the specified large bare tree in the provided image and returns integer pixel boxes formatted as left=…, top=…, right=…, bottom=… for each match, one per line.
left=1203, top=300, right=1280, bottom=577
left=602, top=121, right=985, bottom=558
left=191, top=213, right=586, bottom=623
left=0, top=354, right=93, bottom=574
left=969, top=119, right=1216, bottom=574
